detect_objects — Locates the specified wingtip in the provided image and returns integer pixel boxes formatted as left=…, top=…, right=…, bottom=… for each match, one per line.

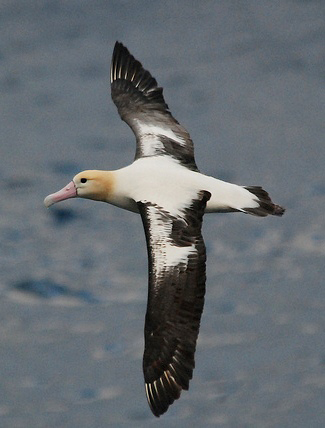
left=113, top=40, right=126, bottom=55
left=110, top=41, right=168, bottom=112
left=145, top=373, right=182, bottom=417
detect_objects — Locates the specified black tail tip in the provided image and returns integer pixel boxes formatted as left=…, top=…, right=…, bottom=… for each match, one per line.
left=244, top=186, right=285, bottom=217
left=273, top=205, right=285, bottom=216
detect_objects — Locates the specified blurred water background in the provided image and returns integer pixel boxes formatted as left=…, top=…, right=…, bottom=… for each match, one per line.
left=1, top=1, right=324, bottom=427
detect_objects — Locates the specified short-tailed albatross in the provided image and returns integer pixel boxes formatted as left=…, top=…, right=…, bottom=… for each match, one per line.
left=44, top=42, right=285, bottom=417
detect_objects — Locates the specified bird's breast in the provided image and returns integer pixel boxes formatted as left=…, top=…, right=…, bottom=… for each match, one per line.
left=113, top=157, right=203, bottom=215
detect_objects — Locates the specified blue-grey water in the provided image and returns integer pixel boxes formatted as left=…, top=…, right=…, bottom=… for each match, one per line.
left=1, top=1, right=324, bottom=427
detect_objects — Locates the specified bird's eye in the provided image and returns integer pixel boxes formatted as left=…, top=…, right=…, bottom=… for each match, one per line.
left=80, top=178, right=87, bottom=183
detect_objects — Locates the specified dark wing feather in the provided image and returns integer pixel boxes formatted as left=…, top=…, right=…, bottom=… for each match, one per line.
left=111, top=42, right=199, bottom=171
left=137, top=190, right=211, bottom=417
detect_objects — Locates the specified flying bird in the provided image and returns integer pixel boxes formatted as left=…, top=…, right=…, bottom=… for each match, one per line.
left=44, top=42, right=285, bottom=417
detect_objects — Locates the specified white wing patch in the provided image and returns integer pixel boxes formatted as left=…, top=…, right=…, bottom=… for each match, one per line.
left=139, top=134, right=165, bottom=156
left=146, top=205, right=195, bottom=277
left=136, top=122, right=186, bottom=146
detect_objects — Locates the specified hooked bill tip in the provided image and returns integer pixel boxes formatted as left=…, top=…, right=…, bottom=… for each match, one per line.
left=44, top=194, right=55, bottom=208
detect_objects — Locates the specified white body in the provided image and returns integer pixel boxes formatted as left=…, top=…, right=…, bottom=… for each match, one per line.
left=111, top=157, right=259, bottom=215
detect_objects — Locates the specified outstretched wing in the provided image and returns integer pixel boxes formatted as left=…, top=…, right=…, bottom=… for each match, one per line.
left=110, top=42, right=199, bottom=171
left=137, top=190, right=211, bottom=417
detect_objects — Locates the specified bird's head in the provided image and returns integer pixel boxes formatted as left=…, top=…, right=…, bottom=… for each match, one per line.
left=44, top=170, right=114, bottom=207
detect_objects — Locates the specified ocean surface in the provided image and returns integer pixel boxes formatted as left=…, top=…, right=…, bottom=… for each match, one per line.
left=1, top=1, right=324, bottom=427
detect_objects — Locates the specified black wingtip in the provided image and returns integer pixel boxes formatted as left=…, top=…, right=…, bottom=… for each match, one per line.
left=113, top=41, right=130, bottom=58
left=145, top=374, right=182, bottom=417
left=111, top=41, right=155, bottom=89
left=111, top=41, right=131, bottom=84
left=110, top=41, right=169, bottom=113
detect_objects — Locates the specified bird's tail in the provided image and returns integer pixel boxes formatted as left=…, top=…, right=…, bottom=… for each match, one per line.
left=243, top=186, right=285, bottom=217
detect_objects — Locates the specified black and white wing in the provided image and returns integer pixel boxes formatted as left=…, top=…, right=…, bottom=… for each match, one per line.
left=110, top=42, right=199, bottom=171
left=137, top=190, right=211, bottom=417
